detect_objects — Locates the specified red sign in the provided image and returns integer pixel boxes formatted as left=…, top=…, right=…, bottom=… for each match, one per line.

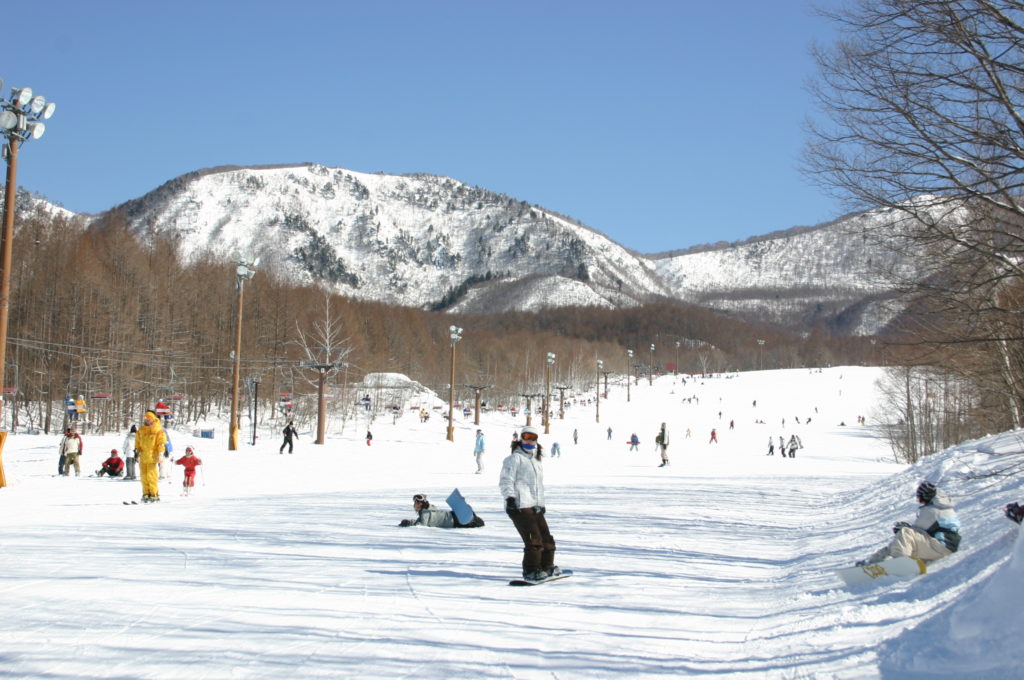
left=169, top=395, right=186, bottom=401
left=92, top=392, right=112, bottom=400
left=2, top=387, right=15, bottom=395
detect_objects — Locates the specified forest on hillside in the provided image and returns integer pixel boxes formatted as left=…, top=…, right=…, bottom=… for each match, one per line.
left=3, top=204, right=879, bottom=435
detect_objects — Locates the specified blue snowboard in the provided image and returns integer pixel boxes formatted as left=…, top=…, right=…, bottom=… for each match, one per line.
left=446, top=488, right=475, bottom=526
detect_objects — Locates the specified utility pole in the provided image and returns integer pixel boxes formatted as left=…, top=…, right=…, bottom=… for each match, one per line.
left=465, top=383, right=492, bottom=426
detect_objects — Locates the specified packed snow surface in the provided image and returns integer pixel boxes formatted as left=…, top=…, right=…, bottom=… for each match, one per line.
left=1, top=366, right=1021, bottom=679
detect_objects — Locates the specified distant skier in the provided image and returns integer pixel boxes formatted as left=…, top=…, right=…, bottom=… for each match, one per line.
left=709, top=428, right=718, bottom=444
left=766, top=437, right=775, bottom=456
left=629, top=433, right=640, bottom=451
left=59, top=426, right=83, bottom=477
left=473, top=429, right=485, bottom=473
left=607, top=427, right=613, bottom=440
left=279, top=420, right=298, bottom=454
left=656, top=423, right=669, bottom=467
left=123, top=425, right=138, bottom=479
left=366, top=430, right=373, bottom=446
left=787, top=434, right=802, bottom=458
left=857, top=481, right=961, bottom=566
left=175, top=446, right=203, bottom=495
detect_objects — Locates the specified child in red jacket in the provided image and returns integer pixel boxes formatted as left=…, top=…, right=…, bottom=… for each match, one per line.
left=174, top=446, right=202, bottom=495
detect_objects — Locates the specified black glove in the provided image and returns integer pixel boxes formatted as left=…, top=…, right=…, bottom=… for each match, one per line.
left=538, top=506, right=546, bottom=515
left=893, top=521, right=911, bottom=533
left=505, top=497, right=517, bottom=513
left=399, top=519, right=412, bottom=527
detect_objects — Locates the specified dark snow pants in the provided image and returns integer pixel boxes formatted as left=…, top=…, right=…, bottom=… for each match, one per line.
left=508, top=507, right=556, bottom=573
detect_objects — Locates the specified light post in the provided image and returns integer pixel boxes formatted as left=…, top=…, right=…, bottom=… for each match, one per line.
left=228, top=253, right=258, bottom=451
left=0, top=80, right=55, bottom=487
left=544, top=352, right=555, bottom=434
left=626, top=349, right=633, bottom=402
left=595, top=359, right=603, bottom=423
left=675, top=341, right=680, bottom=376
left=446, top=325, right=462, bottom=441
left=649, top=344, right=655, bottom=385
left=757, top=339, right=765, bottom=371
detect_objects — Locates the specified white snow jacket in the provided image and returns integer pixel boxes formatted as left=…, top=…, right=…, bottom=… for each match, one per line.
left=912, top=490, right=961, bottom=551
left=499, top=447, right=545, bottom=510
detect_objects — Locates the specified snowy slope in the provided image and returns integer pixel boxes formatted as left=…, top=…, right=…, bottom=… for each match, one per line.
left=1, top=366, right=1020, bottom=678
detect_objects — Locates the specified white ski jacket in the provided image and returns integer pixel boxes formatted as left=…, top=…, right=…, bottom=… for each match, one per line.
left=499, top=447, right=545, bottom=510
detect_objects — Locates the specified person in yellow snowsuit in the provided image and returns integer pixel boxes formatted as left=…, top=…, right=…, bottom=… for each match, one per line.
left=135, top=409, right=167, bottom=502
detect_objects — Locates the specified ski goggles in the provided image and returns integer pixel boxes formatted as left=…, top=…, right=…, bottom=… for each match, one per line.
left=413, top=494, right=427, bottom=504
left=520, top=432, right=539, bottom=441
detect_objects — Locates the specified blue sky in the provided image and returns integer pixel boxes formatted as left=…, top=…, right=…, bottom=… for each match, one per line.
left=6, top=0, right=842, bottom=254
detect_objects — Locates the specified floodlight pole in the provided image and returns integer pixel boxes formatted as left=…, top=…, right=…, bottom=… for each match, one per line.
left=595, top=360, right=603, bottom=423
left=544, top=353, right=555, bottom=434
left=228, top=258, right=257, bottom=451
left=0, top=81, right=57, bottom=488
left=446, top=326, right=462, bottom=441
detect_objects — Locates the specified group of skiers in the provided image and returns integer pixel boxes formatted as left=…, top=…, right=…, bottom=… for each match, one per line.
left=767, top=435, right=803, bottom=458
left=57, top=407, right=202, bottom=501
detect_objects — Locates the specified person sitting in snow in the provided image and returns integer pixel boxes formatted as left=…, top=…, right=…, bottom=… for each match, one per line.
left=96, top=449, right=125, bottom=477
left=398, top=493, right=484, bottom=528
left=857, top=481, right=962, bottom=566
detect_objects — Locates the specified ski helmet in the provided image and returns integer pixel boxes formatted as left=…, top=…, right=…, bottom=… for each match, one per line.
left=916, top=481, right=937, bottom=504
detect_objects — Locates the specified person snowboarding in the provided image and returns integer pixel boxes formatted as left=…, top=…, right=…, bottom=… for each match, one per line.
left=398, top=493, right=484, bottom=528
left=96, top=449, right=124, bottom=477
left=473, top=429, right=485, bottom=473
left=500, top=425, right=560, bottom=583
left=279, top=420, right=298, bottom=454
left=135, top=409, right=168, bottom=503
left=59, top=426, right=83, bottom=476
left=857, top=481, right=961, bottom=566
left=787, top=434, right=802, bottom=458
left=175, top=446, right=203, bottom=495
left=629, top=433, right=640, bottom=452
left=655, top=423, right=669, bottom=467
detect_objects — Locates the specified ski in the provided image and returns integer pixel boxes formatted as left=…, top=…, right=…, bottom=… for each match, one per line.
left=509, top=570, right=573, bottom=586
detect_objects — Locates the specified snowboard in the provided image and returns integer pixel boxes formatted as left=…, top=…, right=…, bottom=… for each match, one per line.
left=836, top=557, right=926, bottom=586
left=445, top=488, right=474, bottom=526
left=509, top=570, right=573, bottom=586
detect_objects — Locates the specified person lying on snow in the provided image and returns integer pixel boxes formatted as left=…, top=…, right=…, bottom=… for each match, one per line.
left=857, top=480, right=961, bottom=566
left=398, top=493, right=484, bottom=528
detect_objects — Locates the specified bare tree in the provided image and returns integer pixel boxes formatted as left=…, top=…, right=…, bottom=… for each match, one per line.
left=295, top=295, right=351, bottom=444
left=805, top=0, right=1024, bottom=431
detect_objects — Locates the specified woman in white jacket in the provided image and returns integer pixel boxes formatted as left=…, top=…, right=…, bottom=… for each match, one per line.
left=500, top=425, right=560, bottom=582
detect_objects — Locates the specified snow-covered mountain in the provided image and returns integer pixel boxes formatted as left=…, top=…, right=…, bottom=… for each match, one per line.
left=101, top=163, right=919, bottom=332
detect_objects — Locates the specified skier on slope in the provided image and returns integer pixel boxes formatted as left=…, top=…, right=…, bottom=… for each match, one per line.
left=175, top=446, right=203, bottom=495
left=655, top=423, right=670, bottom=467
left=398, top=493, right=484, bottom=528
left=135, top=409, right=167, bottom=503
left=500, top=425, right=560, bottom=582
left=857, top=481, right=962, bottom=566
